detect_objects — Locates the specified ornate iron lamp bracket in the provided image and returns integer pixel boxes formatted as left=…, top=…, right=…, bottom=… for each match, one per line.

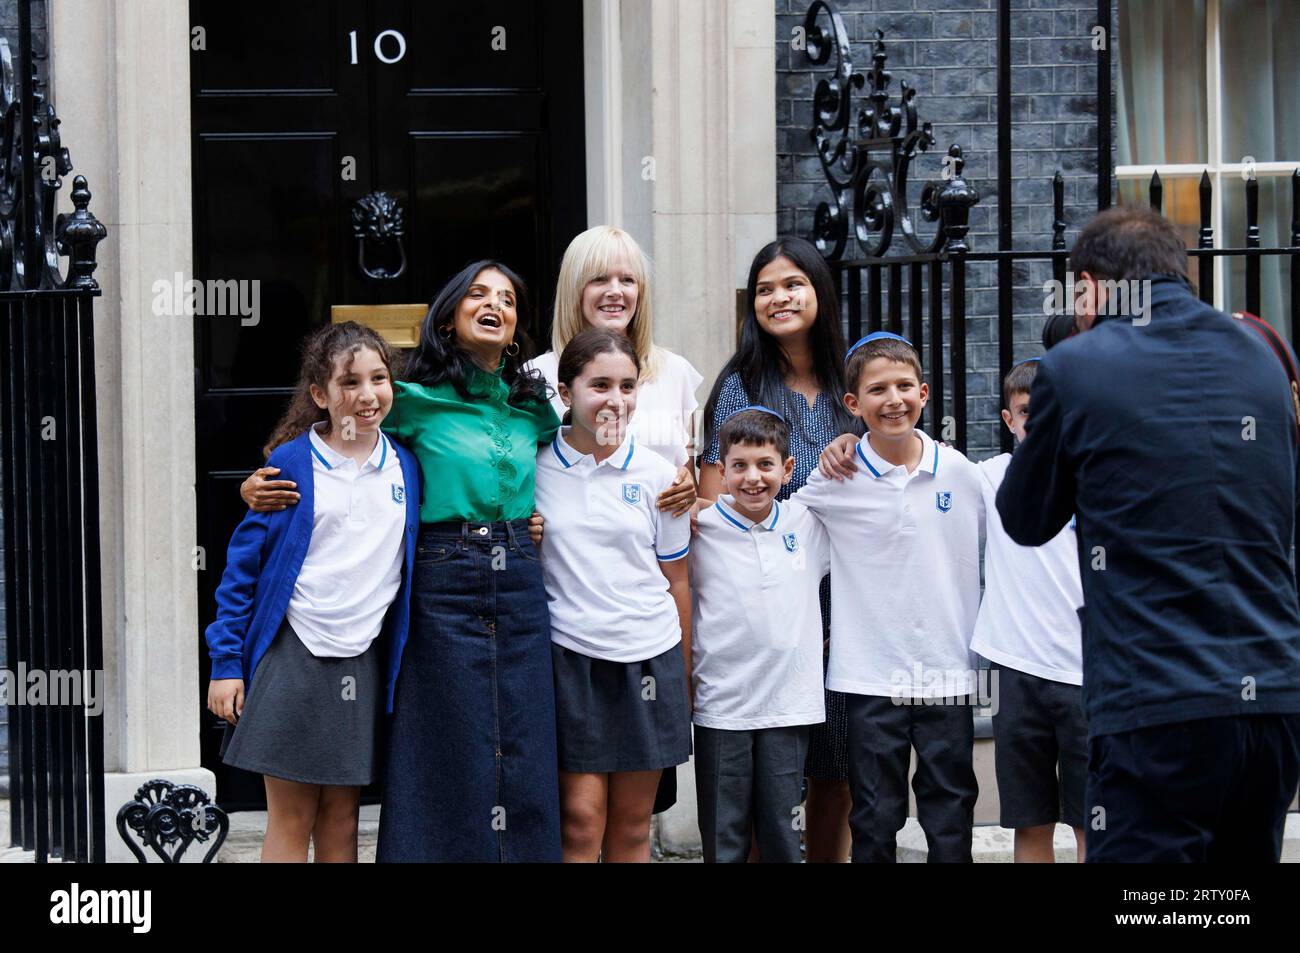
left=803, top=6, right=980, bottom=260
left=0, top=36, right=105, bottom=290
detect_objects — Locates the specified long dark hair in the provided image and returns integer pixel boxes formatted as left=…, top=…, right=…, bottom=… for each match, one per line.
left=402, top=259, right=550, bottom=407
left=264, top=321, right=399, bottom=458
left=556, top=327, right=641, bottom=426
left=702, top=237, right=860, bottom=452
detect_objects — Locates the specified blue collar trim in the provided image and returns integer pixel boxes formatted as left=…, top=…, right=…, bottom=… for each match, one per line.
left=855, top=441, right=882, bottom=478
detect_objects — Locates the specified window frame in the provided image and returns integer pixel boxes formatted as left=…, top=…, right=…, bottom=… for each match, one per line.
left=1116, top=0, right=1297, bottom=313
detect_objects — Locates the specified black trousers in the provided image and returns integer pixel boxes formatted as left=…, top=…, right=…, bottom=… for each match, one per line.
left=1085, top=713, right=1300, bottom=862
left=846, top=693, right=978, bottom=863
left=695, top=724, right=810, bottom=863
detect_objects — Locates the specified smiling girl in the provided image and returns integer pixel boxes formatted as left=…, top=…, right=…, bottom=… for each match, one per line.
left=206, top=322, right=421, bottom=863
left=526, top=226, right=700, bottom=815
left=533, top=328, right=693, bottom=861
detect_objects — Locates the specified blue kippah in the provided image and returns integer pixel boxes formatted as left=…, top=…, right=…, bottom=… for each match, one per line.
left=846, top=330, right=915, bottom=363
left=1015, top=357, right=1042, bottom=366
left=724, top=404, right=786, bottom=423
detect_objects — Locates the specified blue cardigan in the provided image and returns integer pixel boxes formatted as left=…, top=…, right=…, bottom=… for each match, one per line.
left=204, top=429, right=422, bottom=713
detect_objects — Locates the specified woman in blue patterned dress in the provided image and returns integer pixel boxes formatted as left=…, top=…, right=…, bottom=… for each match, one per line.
left=698, top=237, right=861, bottom=862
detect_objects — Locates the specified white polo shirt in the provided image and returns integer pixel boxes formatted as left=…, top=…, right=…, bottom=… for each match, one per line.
left=971, top=453, right=1083, bottom=684
left=285, top=424, right=406, bottom=658
left=525, top=348, right=703, bottom=468
left=690, top=496, right=830, bottom=730
left=794, top=429, right=984, bottom=698
left=534, top=429, right=692, bottom=662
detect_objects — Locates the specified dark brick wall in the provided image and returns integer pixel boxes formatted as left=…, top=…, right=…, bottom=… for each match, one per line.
left=776, top=0, right=1118, bottom=458
left=0, top=0, right=47, bottom=797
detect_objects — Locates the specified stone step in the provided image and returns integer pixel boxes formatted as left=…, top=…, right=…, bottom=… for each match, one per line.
left=897, top=813, right=1300, bottom=863
left=4, top=796, right=1297, bottom=862
left=899, top=818, right=1079, bottom=863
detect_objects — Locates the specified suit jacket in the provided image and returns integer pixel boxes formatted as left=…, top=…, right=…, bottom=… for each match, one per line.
left=997, top=274, right=1300, bottom=736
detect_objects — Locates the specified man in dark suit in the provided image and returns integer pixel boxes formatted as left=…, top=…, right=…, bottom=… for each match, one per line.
left=997, top=205, right=1300, bottom=862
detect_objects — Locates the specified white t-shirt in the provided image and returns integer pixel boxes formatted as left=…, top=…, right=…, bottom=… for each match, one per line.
left=690, top=496, right=830, bottom=730
left=794, top=429, right=985, bottom=698
left=533, top=429, right=692, bottom=662
left=286, top=424, right=406, bottom=657
left=971, top=453, right=1084, bottom=684
left=525, top=348, right=703, bottom=468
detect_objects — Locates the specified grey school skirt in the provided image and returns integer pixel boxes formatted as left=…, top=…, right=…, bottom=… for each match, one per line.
left=552, top=640, right=692, bottom=774
left=220, top=619, right=383, bottom=786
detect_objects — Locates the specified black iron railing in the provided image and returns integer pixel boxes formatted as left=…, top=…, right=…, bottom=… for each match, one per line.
left=802, top=0, right=1300, bottom=456
left=803, top=3, right=979, bottom=450
left=1144, top=168, right=1300, bottom=329
left=1, top=0, right=107, bottom=863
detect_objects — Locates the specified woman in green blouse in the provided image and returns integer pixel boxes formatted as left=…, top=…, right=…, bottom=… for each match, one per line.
left=243, top=260, right=564, bottom=861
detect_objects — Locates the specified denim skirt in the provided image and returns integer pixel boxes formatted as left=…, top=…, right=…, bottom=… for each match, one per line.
left=377, top=519, right=562, bottom=863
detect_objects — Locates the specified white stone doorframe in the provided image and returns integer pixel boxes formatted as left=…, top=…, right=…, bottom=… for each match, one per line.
left=583, top=0, right=777, bottom=403
left=582, top=0, right=777, bottom=855
left=47, top=0, right=212, bottom=863
left=31, top=0, right=774, bottom=862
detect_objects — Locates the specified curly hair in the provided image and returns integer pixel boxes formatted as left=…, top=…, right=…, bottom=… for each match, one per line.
left=262, top=321, right=400, bottom=458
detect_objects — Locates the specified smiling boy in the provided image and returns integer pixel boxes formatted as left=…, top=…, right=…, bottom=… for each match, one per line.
left=690, top=407, right=830, bottom=862
left=794, top=331, right=984, bottom=862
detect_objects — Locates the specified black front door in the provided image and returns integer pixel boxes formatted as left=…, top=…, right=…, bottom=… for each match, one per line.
left=190, top=0, right=586, bottom=807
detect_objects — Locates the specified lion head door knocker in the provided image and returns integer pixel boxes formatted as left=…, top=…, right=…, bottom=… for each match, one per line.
left=352, top=191, right=407, bottom=281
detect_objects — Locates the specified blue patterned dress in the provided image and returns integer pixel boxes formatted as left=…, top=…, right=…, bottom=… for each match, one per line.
left=702, top=372, right=849, bottom=781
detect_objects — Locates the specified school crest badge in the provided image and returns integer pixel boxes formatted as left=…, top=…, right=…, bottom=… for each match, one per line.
left=783, top=532, right=799, bottom=553
left=935, top=491, right=952, bottom=513
left=622, top=483, right=642, bottom=505
left=391, top=483, right=405, bottom=504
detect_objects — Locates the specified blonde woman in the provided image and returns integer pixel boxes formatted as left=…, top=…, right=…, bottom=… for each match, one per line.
left=526, top=226, right=700, bottom=516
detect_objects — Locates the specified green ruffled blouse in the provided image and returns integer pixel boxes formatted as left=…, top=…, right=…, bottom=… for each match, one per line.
left=382, top=361, right=560, bottom=523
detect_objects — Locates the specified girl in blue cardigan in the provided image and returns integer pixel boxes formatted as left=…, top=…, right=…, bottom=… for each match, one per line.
left=205, top=322, right=421, bottom=863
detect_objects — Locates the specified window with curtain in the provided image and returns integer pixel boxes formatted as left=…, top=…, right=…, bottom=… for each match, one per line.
left=1117, top=0, right=1299, bottom=334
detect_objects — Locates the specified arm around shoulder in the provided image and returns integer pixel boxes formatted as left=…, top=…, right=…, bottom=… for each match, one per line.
left=800, top=503, right=833, bottom=576
left=654, top=464, right=694, bottom=562
left=789, top=463, right=834, bottom=516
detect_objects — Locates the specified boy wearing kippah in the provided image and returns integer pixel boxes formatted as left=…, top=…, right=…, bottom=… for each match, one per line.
left=691, top=407, right=830, bottom=862
left=972, top=358, right=1088, bottom=862
left=796, top=332, right=983, bottom=862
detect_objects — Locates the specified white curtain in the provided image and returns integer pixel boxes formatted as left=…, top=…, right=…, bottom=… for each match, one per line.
left=1220, top=0, right=1300, bottom=165
left=1220, top=0, right=1299, bottom=326
left=1117, top=0, right=1207, bottom=167
left=1118, top=0, right=1298, bottom=331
